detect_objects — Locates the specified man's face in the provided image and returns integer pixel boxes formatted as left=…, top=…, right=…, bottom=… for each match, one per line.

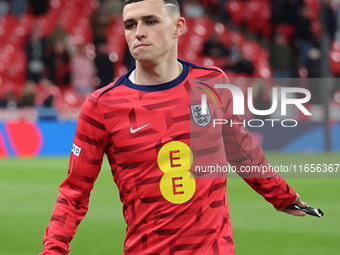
left=123, top=0, right=178, bottom=64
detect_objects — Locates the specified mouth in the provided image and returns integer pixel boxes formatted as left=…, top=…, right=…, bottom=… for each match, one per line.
left=135, top=43, right=150, bottom=49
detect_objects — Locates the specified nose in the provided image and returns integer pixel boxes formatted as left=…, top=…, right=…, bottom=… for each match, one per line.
left=135, top=22, right=146, bottom=40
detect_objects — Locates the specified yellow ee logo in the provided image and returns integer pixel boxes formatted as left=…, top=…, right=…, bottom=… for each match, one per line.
left=157, top=141, right=196, bottom=204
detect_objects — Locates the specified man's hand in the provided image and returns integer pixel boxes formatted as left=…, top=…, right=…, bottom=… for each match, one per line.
left=279, top=193, right=307, bottom=216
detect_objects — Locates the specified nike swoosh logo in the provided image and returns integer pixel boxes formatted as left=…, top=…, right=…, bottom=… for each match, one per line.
left=130, top=123, right=151, bottom=134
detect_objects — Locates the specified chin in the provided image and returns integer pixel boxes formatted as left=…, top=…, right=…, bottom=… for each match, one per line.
left=135, top=55, right=156, bottom=65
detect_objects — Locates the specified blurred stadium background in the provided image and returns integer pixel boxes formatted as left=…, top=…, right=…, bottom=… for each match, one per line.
left=0, top=0, right=339, bottom=254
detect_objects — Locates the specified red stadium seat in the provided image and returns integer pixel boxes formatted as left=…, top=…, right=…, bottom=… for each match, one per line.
left=61, top=0, right=95, bottom=42
left=331, top=41, right=340, bottom=51
left=192, top=15, right=215, bottom=40
left=225, top=0, right=246, bottom=26
left=179, top=16, right=216, bottom=62
left=244, top=0, right=271, bottom=39
left=18, top=14, right=35, bottom=34
left=229, top=31, right=245, bottom=48
left=242, top=41, right=262, bottom=62
left=61, top=87, right=85, bottom=108
left=329, top=41, right=340, bottom=76
left=7, top=50, right=27, bottom=94
left=0, top=15, right=18, bottom=47
left=214, top=23, right=230, bottom=48
left=329, top=49, right=340, bottom=76
left=242, top=40, right=271, bottom=78
left=304, top=0, right=320, bottom=21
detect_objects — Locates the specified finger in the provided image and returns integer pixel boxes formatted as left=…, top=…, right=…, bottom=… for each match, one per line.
left=281, top=207, right=306, bottom=216
left=296, top=200, right=307, bottom=208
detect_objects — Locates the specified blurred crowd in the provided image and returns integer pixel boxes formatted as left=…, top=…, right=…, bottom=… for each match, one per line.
left=0, top=0, right=340, bottom=120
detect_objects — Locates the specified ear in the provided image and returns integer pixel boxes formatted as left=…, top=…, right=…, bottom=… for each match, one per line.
left=173, top=17, right=186, bottom=39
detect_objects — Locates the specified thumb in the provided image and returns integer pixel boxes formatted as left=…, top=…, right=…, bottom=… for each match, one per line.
left=294, top=193, right=307, bottom=208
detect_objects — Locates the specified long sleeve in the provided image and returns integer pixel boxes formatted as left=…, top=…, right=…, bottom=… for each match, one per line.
left=220, top=84, right=297, bottom=210
left=223, top=114, right=297, bottom=209
left=41, top=94, right=108, bottom=254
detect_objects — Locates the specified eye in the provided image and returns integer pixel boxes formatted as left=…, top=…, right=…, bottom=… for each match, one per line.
left=125, top=23, right=136, bottom=30
left=146, top=20, right=157, bottom=25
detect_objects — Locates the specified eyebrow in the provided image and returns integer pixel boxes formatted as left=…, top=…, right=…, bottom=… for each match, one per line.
left=123, top=15, right=160, bottom=25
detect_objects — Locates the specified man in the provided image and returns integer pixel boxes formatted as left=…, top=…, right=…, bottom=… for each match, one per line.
left=40, top=0, right=307, bottom=254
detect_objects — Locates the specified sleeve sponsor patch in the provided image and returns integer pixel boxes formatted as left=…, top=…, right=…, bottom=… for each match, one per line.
left=72, top=143, right=81, bottom=156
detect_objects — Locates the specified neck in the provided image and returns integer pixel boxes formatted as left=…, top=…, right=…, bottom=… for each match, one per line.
left=134, top=58, right=182, bottom=85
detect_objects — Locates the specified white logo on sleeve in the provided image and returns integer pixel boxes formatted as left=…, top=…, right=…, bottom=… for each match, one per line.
left=72, top=143, right=81, bottom=156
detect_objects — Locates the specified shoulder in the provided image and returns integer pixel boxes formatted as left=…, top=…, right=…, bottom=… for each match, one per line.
left=91, top=70, right=132, bottom=100
left=179, top=59, right=229, bottom=84
left=179, top=59, right=227, bottom=79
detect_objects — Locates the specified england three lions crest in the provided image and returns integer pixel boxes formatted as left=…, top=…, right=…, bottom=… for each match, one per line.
left=190, top=104, right=211, bottom=127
